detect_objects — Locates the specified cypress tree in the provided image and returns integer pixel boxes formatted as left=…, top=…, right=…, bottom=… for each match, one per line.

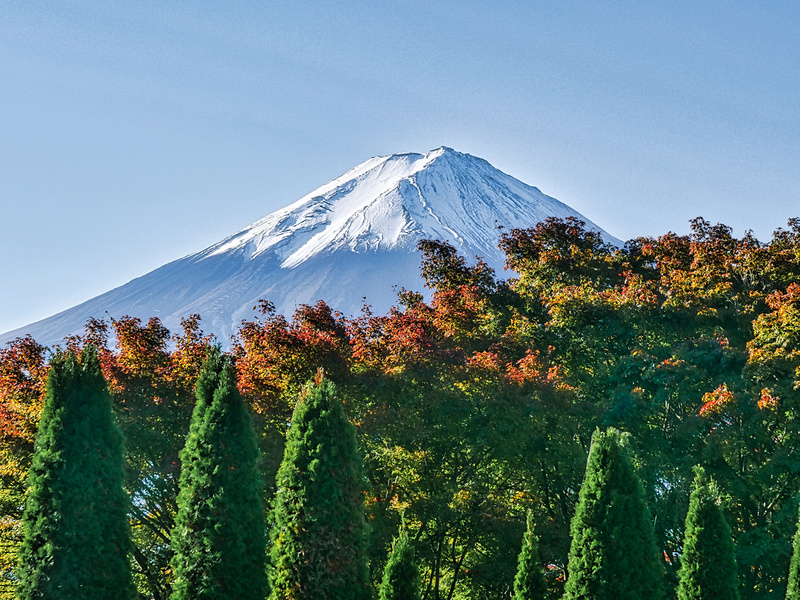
left=17, top=347, right=134, bottom=599
left=169, top=349, right=267, bottom=600
left=513, top=513, right=546, bottom=600
left=269, top=369, right=371, bottom=600
left=563, top=428, right=663, bottom=600
left=379, top=524, right=420, bottom=600
left=788, top=502, right=800, bottom=600
left=676, top=467, right=739, bottom=600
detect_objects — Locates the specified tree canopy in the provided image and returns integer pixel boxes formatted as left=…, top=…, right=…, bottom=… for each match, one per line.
left=4, top=217, right=800, bottom=598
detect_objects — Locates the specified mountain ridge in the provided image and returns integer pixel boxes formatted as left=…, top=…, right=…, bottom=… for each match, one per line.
left=1, top=147, right=620, bottom=347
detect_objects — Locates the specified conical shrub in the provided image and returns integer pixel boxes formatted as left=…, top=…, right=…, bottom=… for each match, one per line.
left=17, top=348, right=134, bottom=599
left=269, top=369, right=371, bottom=600
left=676, top=467, right=739, bottom=600
left=170, top=349, right=267, bottom=600
left=788, top=502, right=800, bottom=600
left=379, top=524, right=420, bottom=600
left=513, top=513, right=546, bottom=600
left=563, top=428, right=664, bottom=600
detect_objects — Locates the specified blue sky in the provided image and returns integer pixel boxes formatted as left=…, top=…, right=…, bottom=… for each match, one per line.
left=2, top=1, right=799, bottom=335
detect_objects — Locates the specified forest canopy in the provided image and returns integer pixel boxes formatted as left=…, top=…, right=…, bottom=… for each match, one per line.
left=3, top=216, right=800, bottom=600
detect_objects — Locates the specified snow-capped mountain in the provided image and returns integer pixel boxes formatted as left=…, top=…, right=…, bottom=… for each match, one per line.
left=1, top=147, right=619, bottom=347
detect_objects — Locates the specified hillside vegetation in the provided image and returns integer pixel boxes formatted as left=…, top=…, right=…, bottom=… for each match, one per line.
left=3, top=216, right=800, bottom=599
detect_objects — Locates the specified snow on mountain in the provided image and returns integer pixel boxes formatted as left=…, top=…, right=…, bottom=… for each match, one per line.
left=1, top=147, right=620, bottom=347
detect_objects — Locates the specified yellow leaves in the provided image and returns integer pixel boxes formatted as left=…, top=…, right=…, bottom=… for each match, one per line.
left=373, top=446, right=425, bottom=487
left=449, top=489, right=473, bottom=511
left=757, top=388, right=779, bottom=411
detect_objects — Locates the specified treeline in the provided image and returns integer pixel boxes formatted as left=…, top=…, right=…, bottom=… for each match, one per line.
left=4, top=216, right=800, bottom=598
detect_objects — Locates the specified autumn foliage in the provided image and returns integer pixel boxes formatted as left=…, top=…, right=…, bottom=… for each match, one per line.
left=4, top=216, right=800, bottom=599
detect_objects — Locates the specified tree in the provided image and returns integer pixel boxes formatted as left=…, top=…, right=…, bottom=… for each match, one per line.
left=676, top=467, right=739, bottom=600
left=169, top=348, right=266, bottom=600
left=514, top=513, right=546, bottom=600
left=379, top=523, right=421, bottom=600
left=16, top=347, right=134, bottom=599
left=0, top=336, right=47, bottom=600
left=563, top=428, right=663, bottom=600
left=269, top=369, right=371, bottom=600
left=788, top=503, right=800, bottom=600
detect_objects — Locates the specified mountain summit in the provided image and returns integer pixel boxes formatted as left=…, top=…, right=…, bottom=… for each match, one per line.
left=2, top=147, right=619, bottom=346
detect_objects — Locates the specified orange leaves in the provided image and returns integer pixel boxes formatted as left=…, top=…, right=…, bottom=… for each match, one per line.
left=169, top=315, right=214, bottom=391
left=700, top=384, right=781, bottom=418
left=757, top=388, right=779, bottom=411
left=765, top=281, right=800, bottom=312
left=113, top=316, right=171, bottom=378
left=499, top=216, right=620, bottom=294
left=505, top=349, right=567, bottom=389
left=347, top=300, right=443, bottom=375
left=234, top=301, right=350, bottom=413
left=466, top=350, right=504, bottom=373
left=747, top=282, right=800, bottom=392
left=431, top=284, right=490, bottom=342
left=0, top=336, right=47, bottom=445
left=699, top=384, right=735, bottom=417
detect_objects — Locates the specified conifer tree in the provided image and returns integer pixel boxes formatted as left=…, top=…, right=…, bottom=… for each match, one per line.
left=379, top=523, right=420, bottom=600
left=676, top=467, right=739, bottom=600
left=269, top=369, right=371, bottom=600
left=513, top=513, right=546, bottom=600
left=788, top=502, right=800, bottom=600
left=563, top=428, right=663, bottom=600
left=169, top=348, right=266, bottom=600
left=16, top=347, right=134, bottom=599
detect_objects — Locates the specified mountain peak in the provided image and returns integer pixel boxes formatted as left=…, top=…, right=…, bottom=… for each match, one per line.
left=2, top=148, right=619, bottom=346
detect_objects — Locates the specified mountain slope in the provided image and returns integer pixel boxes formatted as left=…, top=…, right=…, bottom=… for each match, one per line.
left=2, top=147, right=620, bottom=346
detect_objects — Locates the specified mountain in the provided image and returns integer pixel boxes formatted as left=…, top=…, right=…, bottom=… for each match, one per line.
left=1, top=147, right=620, bottom=347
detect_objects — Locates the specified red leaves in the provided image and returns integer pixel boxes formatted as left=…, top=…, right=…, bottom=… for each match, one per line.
left=0, top=336, right=47, bottom=444
left=757, top=388, right=779, bottom=411
left=234, top=300, right=350, bottom=413
left=699, top=384, right=735, bottom=417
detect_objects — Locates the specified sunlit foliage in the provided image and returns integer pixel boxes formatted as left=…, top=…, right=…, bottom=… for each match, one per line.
left=4, top=215, right=800, bottom=599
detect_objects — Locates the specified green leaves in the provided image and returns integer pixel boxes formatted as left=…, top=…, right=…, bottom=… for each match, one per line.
left=379, top=525, right=421, bottom=600
left=269, top=371, right=371, bottom=600
left=513, top=513, right=546, bottom=600
left=676, top=467, right=739, bottom=600
left=170, top=349, right=266, bottom=600
left=17, top=348, right=134, bottom=600
left=564, top=428, right=664, bottom=600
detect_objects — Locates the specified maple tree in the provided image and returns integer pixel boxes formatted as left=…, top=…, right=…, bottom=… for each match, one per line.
left=0, top=336, right=47, bottom=600
left=5, top=215, right=800, bottom=599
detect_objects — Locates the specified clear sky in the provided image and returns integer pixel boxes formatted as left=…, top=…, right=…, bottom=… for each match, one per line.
left=2, top=1, right=799, bottom=335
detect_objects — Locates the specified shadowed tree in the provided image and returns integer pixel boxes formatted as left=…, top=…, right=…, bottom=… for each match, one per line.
left=676, top=467, right=739, bottom=600
left=379, top=523, right=421, bottom=600
left=514, top=513, right=547, bottom=600
left=16, top=347, right=134, bottom=599
left=789, top=502, right=800, bottom=600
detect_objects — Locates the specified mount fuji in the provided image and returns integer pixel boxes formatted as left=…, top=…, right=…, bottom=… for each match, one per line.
left=2, top=147, right=620, bottom=346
